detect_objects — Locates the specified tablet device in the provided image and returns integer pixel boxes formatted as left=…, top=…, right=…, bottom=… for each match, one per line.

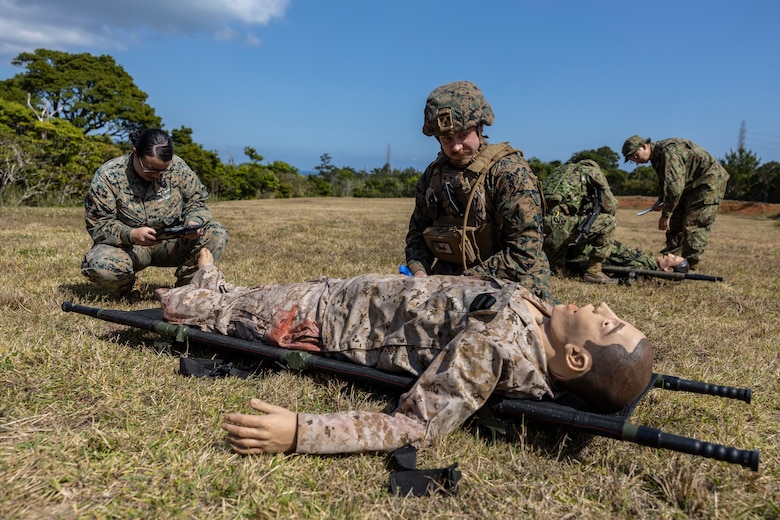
left=155, top=224, right=204, bottom=240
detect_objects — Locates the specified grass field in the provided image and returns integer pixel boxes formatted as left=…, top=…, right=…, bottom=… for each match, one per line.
left=1, top=198, right=779, bottom=519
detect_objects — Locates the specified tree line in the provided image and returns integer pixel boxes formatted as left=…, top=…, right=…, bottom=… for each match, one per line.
left=1, top=48, right=778, bottom=206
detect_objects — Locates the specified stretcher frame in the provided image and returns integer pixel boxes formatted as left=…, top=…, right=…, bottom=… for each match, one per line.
left=62, top=301, right=760, bottom=471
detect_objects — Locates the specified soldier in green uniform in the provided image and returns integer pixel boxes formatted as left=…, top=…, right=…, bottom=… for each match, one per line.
left=81, top=129, right=228, bottom=299
left=568, top=242, right=688, bottom=274
left=622, top=135, right=729, bottom=270
left=542, top=159, right=619, bottom=284
left=404, top=81, right=553, bottom=302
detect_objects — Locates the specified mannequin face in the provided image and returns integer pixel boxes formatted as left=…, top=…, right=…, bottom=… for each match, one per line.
left=657, top=253, right=685, bottom=272
left=547, top=302, right=645, bottom=359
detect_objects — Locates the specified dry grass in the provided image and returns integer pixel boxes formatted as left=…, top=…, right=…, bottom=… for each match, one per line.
left=1, top=198, right=778, bottom=519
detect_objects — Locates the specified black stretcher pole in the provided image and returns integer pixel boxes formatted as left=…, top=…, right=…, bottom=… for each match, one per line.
left=61, top=302, right=415, bottom=391
left=601, top=265, right=723, bottom=282
left=652, top=373, right=751, bottom=403
left=493, top=399, right=759, bottom=471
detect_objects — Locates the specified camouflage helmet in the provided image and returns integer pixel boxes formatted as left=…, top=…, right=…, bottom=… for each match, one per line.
left=422, top=80, right=495, bottom=137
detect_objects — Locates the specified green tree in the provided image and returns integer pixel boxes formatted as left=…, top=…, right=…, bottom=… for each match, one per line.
left=621, top=165, right=658, bottom=196
left=311, top=154, right=360, bottom=196
left=0, top=128, right=36, bottom=200
left=722, top=148, right=761, bottom=200
left=569, top=147, right=621, bottom=172
left=226, top=147, right=280, bottom=198
left=397, top=167, right=420, bottom=197
left=215, top=148, right=302, bottom=200
left=528, top=157, right=561, bottom=182
left=331, top=167, right=360, bottom=197
left=1, top=48, right=161, bottom=140
left=21, top=119, right=118, bottom=205
left=314, top=153, right=337, bottom=181
left=751, top=161, right=780, bottom=203
left=0, top=95, right=37, bottom=133
left=306, top=175, right=332, bottom=196
left=0, top=96, right=118, bottom=205
left=266, top=160, right=302, bottom=198
left=170, top=126, right=226, bottom=199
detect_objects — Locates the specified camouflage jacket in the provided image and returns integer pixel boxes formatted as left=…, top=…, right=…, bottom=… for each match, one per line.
left=84, top=153, right=213, bottom=247
left=542, top=159, right=617, bottom=218
left=158, top=266, right=554, bottom=454
left=649, top=139, right=730, bottom=219
left=404, top=143, right=553, bottom=301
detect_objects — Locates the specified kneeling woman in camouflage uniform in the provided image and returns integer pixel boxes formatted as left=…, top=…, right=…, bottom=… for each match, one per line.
left=157, top=249, right=653, bottom=456
left=81, top=129, right=228, bottom=298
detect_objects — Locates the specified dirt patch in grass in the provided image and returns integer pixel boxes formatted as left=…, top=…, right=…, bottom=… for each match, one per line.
left=618, top=196, right=780, bottom=218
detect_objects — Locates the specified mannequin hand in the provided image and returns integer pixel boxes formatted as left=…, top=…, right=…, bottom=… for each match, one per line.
left=222, top=398, right=297, bottom=454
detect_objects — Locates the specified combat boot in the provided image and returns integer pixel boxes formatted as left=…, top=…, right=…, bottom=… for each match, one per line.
left=583, top=259, right=618, bottom=285
left=687, top=259, right=699, bottom=271
left=119, top=277, right=143, bottom=303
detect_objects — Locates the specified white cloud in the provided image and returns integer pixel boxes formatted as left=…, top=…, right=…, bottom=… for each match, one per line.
left=187, top=0, right=289, bottom=24
left=244, top=33, right=261, bottom=46
left=0, top=0, right=288, bottom=58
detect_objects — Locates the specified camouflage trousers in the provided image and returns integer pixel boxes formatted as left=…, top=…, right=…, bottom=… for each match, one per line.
left=664, top=184, right=725, bottom=262
left=543, top=213, right=616, bottom=273
left=566, top=240, right=658, bottom=273
left=80, top=222, right=228, bottom=294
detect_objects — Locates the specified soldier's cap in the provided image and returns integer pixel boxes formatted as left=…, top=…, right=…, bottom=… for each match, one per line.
left=622, top=135, right=651, bottom=162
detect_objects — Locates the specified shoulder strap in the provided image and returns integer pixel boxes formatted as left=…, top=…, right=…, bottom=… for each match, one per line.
left=456, top=143, right=521, bottom=269
left=467, top=142, right=520, bottom=176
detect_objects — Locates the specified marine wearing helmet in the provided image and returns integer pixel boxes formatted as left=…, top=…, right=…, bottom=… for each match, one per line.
left=405, top=80, right=554, bottom=303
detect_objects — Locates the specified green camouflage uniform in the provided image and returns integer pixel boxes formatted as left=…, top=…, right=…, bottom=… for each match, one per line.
left=405, top=146, right=554, bottom=303
left=81, top=153, right=228, bottom=294
left=158, top=266, right=554, bottom=454
left=566, top=240, right=659, bottom=272
left=542, top=160, right=618, bottom=273
left=646, top=138, right=729, bottom=262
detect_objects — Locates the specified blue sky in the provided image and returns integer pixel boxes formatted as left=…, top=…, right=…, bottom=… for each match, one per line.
left=1, top=0, right=778, bottom=173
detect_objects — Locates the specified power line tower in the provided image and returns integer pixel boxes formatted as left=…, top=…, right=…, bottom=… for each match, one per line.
left=738, top=121, right=746, bottom=152
left=386, top=144, right=391, bottom=170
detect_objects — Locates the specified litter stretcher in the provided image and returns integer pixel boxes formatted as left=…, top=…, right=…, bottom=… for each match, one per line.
left=62, top=302, right=759, bottom=472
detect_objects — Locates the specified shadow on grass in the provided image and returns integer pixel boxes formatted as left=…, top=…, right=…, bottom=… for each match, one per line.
left=59, top=281, right=176, bottom=305
left=467, top=409, right=595, bottom=462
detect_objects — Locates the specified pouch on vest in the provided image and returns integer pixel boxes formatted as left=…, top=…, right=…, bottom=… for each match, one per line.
left=422, top=225, right=477, bottom=265
left=543, top=215, right=579, bottom=252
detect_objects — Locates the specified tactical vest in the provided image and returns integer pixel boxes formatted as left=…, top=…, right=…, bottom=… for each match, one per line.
left=422, top=143, right=520, bottom=269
